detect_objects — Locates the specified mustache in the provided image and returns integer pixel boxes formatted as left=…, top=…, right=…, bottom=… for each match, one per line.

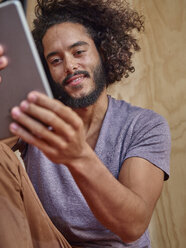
left=62, top=70, right=90, bottom=85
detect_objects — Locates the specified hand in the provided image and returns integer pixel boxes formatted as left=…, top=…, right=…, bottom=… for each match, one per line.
left=9, top=91, right=88, bottom=166
left=0, top=45, right=8, bottom=83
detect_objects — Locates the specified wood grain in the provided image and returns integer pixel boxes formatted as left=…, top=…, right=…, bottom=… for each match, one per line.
left=108, top=1, right=186, bottom=247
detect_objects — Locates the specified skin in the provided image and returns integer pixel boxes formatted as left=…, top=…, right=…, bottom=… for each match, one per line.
left=0, top=22, right=164, bottom=243
left=43, top=23, right=101, bottom=99
left=0, top=46, right=18, bottom=147
left=0, top=45, right=8, bottom=83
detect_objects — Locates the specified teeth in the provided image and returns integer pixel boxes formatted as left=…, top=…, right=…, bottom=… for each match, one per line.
left=72, top=77, right=83, bottom=83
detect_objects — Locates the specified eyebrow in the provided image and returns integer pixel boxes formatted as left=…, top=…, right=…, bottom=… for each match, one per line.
left=69, top=41, right=89, bottom=49
left=46, top=52, right=58, bottom=60
left=46, top=41, right=89, bottom=60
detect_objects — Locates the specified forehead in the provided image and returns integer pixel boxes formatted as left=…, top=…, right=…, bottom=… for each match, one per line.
left=42, top=22, right=95, bottom=51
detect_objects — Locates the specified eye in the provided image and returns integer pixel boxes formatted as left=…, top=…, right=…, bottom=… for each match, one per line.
left=74, top=50, right=86, bottom=56
left=50, top=58, right=63, bottom=65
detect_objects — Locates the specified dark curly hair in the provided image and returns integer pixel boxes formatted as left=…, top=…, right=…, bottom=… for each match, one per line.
left=32, top=0, right=144, bottom=86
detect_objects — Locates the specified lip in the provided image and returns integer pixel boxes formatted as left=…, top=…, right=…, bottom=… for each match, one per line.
left=66, top=74, right=85, bottom=86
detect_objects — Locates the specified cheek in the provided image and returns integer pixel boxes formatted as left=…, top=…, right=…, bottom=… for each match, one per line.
left=89, top=59, right=101, bottom=76
left=48, top=66, right=65, bottom=83
left=83, top=56, right=99, bottom=73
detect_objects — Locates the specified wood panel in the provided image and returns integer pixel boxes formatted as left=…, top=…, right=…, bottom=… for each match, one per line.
left=26, top=0, right=37, bottom=28
left=26, top=0, right=186, bottom=247
left=108, top=1, right=186, bottom=247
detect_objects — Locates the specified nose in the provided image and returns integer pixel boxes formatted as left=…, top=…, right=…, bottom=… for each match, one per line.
left=64, top=55, right=78, bottom=75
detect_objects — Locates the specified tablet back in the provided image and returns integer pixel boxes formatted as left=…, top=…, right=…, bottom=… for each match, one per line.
left=0, top=1, right=53, bottom=139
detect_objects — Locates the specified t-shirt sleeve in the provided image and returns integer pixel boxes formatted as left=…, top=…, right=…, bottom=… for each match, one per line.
left=124, top=109, right=171, bottom=180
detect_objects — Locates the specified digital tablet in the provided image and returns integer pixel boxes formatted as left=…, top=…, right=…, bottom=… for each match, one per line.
left=0, top=1, right=53, bottom=139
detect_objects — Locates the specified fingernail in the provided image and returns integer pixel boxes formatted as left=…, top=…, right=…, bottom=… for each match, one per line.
left=9, top=123, right=18, bottom=132
left=0, top=56, right=7, bottom=65
left=20, top=100, right=29, bottom=110
left=28, top=92, right=37, bottom=102
left=11, top=107, right=21, bottom=118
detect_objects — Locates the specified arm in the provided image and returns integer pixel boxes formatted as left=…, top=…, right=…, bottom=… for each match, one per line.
left=69, top=153, right=164, bottom=242
left=10, top=92, right=166, bottom=242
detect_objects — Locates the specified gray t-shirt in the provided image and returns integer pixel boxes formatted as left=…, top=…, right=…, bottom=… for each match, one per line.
left=23, top=96, right=171, bottom=248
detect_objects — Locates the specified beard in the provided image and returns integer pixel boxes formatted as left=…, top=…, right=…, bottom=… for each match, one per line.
left=48, top=61, right=107, bottom=109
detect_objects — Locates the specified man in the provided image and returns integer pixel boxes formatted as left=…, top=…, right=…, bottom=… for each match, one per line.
left=0, top=0, right=171, bottom=247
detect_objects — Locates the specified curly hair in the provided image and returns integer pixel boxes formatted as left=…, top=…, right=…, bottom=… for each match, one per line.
left=32, top=0, right=144, bottom=85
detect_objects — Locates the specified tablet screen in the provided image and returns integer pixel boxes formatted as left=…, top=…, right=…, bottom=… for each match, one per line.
left=0, top=1, right=53, bottom=139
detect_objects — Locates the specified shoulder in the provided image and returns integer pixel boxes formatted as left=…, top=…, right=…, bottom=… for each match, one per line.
left=107, top=96, right=171, bottom=179
left=108, top=95, right=170, bottom=133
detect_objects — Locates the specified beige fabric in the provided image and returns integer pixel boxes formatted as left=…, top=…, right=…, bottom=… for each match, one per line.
left=0, top=142, right=71, bottom=248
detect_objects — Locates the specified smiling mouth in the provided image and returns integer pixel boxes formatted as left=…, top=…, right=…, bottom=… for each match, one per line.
left=63, top=71, right=90, bottom=86
left=66, top=75, right=85, bottom=86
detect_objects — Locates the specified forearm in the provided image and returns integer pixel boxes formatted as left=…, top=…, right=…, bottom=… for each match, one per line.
left=68, top=146, right=149, bottom=242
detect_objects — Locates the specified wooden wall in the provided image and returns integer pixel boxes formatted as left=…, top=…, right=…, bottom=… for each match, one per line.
left=26, top=1, right=186, bottom=247
left=108, top=1, right=186, bottom=247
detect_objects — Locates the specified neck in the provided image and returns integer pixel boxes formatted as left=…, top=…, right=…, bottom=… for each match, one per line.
left=74, top=89, right=108, bottom=130
left=73, top=89, right=108, bottom=148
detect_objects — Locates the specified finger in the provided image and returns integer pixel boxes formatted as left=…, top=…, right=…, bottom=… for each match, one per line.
left=0, top=56, right=8, bottom=70
left=0, top=45, right=7, bottom=83
left=19, top=100, right=74, bottom=140
left=0, top=45, right=4, bottom=55
left=9, top=122, right=58, bottom=157
left=27, top=91, right=81, bottom=129
left=11, top=107, right=67, bottom=149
